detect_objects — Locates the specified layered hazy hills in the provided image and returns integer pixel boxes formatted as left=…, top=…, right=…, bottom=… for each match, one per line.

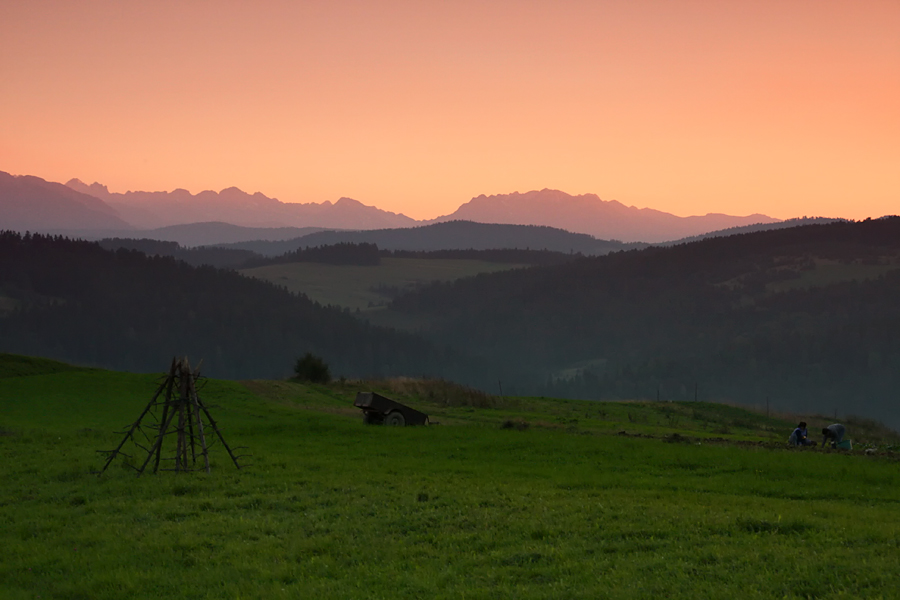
left=237, top=221, right=648, bottom=256
left=0, top=171, right=785, bottom=244
left=0, top=171, right=132, bottom=231
left=65, top=178, right=779, bottom=242
left=435, top=189, right=779, bottom=243
left=386, top=217, right=900, bottom=428
left=65, top=178, right=416, bottom=230
left=124, top=223, right=328, bottom=247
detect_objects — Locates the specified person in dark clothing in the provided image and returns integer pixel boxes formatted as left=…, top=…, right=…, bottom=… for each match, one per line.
left=789, top=421, right=816, bottom=446
left=822, top=423, right=847, bottom=448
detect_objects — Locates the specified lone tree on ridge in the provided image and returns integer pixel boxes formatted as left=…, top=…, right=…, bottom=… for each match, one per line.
left=294, top=352, right=331, bottom=384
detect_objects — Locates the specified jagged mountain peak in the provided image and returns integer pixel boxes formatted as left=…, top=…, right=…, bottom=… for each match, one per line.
left=436, top=189, right=778, bottom=243
left=66, top=178, right=112, bottom=200
left=1, top=171, right=130, bottom=231
left=8, top=174, right=787, bottom=242
left=60, top=178, right=417, bottom=230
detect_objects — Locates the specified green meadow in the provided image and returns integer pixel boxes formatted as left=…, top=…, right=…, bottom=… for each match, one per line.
left=240, top=257, right=524, bottom=311
left=2, top=354, right=899, bottom=599
left=766, top=257, right=900, bottom=294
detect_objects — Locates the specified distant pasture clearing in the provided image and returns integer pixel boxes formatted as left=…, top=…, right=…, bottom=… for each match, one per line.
left=240, top=257, right=524, bottom=311
left=767, top=256, right=900, bottom=294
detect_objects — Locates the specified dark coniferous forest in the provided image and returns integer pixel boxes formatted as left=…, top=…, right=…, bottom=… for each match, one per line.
left=3, top=218, right=900, bottom=428
left=243, top=242, right=382, bottom=267
left=387, top=218, right=900, bottom=427
left=0, top=232, right=482, bottom=381
left=97, top=238, right=259, bottom=269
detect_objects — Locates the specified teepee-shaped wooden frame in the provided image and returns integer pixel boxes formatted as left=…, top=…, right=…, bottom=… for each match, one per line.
left=98, top=357, right=245, bottom=475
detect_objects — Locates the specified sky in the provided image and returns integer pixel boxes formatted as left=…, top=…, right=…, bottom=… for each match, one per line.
left=1, top=0, right=897, bottom=221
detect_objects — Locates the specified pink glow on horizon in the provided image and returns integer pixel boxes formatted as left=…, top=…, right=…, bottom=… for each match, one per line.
left=1, top=0, right=897, bottom=221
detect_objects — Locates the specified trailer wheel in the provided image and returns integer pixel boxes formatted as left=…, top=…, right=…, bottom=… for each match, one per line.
left=384, top=411, right=406, bottom=426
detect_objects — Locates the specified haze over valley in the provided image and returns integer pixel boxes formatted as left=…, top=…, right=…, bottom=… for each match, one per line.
left=0, top=165, right=893, bottom=433
left=3, top=170, right=791, bottom=244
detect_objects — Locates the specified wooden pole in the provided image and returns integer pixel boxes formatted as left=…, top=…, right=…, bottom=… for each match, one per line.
left=174, top=404, right=184, bottom=472
left=175, top=362, right=191, bottom=472
left=185, top=385, right=197, bottom=467
left=137, top=400, right=181, bottom=476
left=153, top=361, right=178, bottom=473
left=197, top=398, right=242, bottom=469
left=190, top=377, right=211, bottom=474
left=97, top=375, right=169, bottom=475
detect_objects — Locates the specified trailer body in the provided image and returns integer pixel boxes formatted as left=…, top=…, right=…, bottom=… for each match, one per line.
left=354, top=392, right=429, bottom=426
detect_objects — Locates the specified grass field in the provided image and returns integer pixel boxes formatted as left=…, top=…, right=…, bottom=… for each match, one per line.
left=2, top=354, right=900, bottom=599
left=767, top=257, right=900, bottom=294
left=239, top=257, right=525, bottom=311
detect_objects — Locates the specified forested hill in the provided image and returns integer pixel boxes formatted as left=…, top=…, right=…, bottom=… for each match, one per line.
left=217, top=221, right=645, bottom=257
left=243, top=242, right=382, bottom=267
left=387, top=218, right=900, bottom=428
left=661, top=217, right=845, bottom=245
left=98, top=238, right=260, bottom=269
left=97, top=238, right=576, bottom=270
left=0, top=232, right=485, bottom=381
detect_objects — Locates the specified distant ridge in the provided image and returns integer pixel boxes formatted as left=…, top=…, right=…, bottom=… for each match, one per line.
left=129, top=222, right=330, bottom=247
left=65, top=178, right=782, bottom=243
left=215, top=221, right=647, bottom=257
left=0, top=172, right=793, bottom=242
left=0, top=171, right=132, bottom=232
left=662, top=217, right=846, bottom=246
left=66, top=178, right=416, bottom=230
left=433, top=189, right=779, bottom=243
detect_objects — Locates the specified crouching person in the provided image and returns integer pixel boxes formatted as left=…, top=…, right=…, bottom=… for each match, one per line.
left=788, top=421, right=816, bottom=447
left=822, top=423, right=847, bottom=449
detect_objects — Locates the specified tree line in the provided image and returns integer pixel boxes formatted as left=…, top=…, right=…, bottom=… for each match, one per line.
left=386, top=218, right=900, bottom=427
left=0, top=232, right=487, bottom=382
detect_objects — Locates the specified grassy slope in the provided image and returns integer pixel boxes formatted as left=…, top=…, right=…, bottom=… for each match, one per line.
left=239, top=257, right=524, bottom=311
left=767, top=258, right=900, bottom=294
left=1, top=355, right=899, bottom=599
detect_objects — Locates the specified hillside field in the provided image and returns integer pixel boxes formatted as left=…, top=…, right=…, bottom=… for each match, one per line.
left=240, top=257, right=525, bottom=311
left=0, top=294, right=18, bottom=315
left=1, top=354, right=900, bottom=599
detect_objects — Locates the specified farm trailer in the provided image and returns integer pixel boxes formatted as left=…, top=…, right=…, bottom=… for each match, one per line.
left=354, top=392, right=429, bottom=426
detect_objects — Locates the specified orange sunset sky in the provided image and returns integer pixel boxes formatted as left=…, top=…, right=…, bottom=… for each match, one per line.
left=1, top=0, right=897, bottom=221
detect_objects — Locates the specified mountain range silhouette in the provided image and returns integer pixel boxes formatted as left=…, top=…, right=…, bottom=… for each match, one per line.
left=1, top=170, right=780, bottom=243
